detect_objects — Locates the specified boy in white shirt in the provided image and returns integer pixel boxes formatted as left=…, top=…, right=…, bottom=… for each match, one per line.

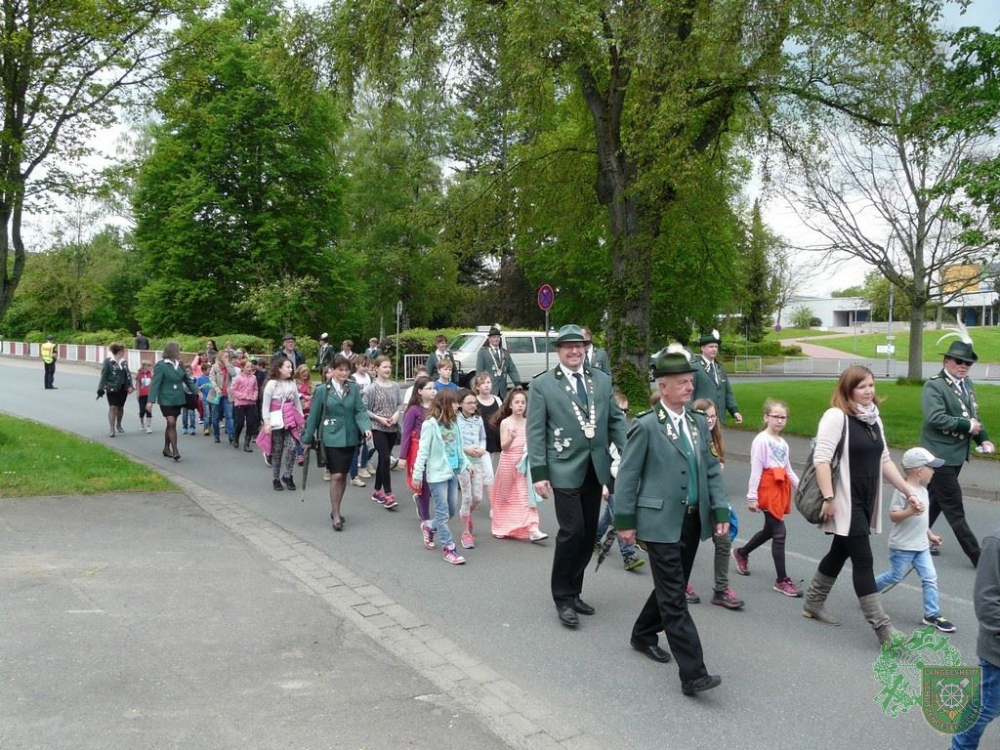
left=875, top=447, right=953, bottom=632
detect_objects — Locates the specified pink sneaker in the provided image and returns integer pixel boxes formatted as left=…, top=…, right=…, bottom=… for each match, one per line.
left=461, top=532, right=475, bottom=549
left=732, top=548, right=750, bottom=576
left=372, top=490, right=386, bottom=504
left=774, top=577, right=803, bottom=597
left=685, top=583, right=700, bottom=604
left=420, top=521, right=436, bottom=550
left=443, top=546, right=466, bottom=565
left=383, top=493, right=398, bottom=510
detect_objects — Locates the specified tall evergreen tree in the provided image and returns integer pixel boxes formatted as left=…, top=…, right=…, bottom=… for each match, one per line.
left=132, top=0, right=350, bottom=336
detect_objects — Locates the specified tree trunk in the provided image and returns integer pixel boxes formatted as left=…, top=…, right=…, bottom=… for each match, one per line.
left=908, top=301, right=924, bottom=381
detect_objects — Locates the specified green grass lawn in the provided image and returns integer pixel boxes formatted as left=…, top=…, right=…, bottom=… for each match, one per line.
left=0, top=414, right=178, bottom=497
left=771, top=326, right=1000, bottom=363
left=764, top=327, right=821, bottom=341
left=731, top=379, right=1000, bottom=458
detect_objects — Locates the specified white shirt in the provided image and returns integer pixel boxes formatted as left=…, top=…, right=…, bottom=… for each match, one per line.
left=662, top=401, right=692, bottom=446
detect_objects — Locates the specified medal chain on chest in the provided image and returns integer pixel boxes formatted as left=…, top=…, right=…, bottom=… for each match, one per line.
left=490, top=348, right=503, bottom=377
left=565, top=379, right=597, bottom=438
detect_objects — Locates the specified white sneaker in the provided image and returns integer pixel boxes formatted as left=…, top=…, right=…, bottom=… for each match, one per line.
left=145, top=427, right=152, bottom=434
left=323, top=470, right=331, bottom=482
left=350, top=477, right=366, bottom=487
left=529, top=530, right=549, bottom=543
left=357, top=468, right=372, bottom=479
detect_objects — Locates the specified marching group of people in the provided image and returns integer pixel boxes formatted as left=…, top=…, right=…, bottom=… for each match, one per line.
left=39, top=321, right=1000, bottom=741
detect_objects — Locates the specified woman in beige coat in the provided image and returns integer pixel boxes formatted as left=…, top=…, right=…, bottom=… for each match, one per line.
left=802, top=365, right=920, bottom=645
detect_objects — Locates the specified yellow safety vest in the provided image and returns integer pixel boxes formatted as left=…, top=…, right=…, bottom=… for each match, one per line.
left=41, top=342, right=56, bottom=364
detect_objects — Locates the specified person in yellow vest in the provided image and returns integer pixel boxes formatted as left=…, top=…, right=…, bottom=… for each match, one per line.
left=41, top=335, right=58, bottom=389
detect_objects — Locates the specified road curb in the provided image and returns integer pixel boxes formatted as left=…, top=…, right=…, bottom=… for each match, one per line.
left=163, top=470, right=600, bottom=750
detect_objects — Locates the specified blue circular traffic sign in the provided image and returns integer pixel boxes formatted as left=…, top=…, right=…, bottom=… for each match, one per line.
left=538, top=284, right=554, bottom=311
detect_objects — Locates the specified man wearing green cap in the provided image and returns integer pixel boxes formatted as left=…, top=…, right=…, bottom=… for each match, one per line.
left=476, top=325, right=520, bottom=399
left=615, top=348, right=728, bottom=695
left=527, top=324, right=627, bottom=628
left=691, top=330, right=741, bottom=425
left=920, top=339, right=995, bottom=566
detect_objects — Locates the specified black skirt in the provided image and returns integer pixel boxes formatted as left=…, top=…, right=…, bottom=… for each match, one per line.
left=159, top=405, right=182, bottom=417
left=324, top=445, right=356, bottom=475
left=106, top=388, right=128, bottom=407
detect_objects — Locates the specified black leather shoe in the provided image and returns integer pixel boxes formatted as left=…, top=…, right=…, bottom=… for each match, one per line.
left=273, top=480, right=284, bottom=491
left=557, top=605, right=579, bottom=628
left=681, top=674, right=722, bottom=696
left=630, top=638, right=672, bottom=663
left=572, top=597, right=595, bottom=616
left=283, top=477, right=296, bottom=491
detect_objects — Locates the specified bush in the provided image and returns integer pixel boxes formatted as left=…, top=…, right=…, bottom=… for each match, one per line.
left=791, top=306, right=815, bottom=330
left=379, top=327, right=468, bottom=358
left=809, top=317, right=823, bottom=327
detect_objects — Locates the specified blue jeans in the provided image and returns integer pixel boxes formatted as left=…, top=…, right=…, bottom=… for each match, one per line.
left=952, top=659, right=1000, bottom=749
left=350, top=441, right=370, bottom=479
left=428, top=477, right=459, bottom=551
left=182, top=408, right=196, bottom=431
left=596, top=493, right=637, bottom=559
left=212, top=396, right=234, bottom=439
left=875, top=547, right=939, bottom=616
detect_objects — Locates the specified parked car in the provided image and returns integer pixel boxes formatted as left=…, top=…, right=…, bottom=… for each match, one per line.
left=448, top=328, right=556, bottom=388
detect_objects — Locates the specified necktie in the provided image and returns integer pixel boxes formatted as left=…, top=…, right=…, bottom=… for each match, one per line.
left=585, top=351, right=591, bottom=368
left=574, top=372, right=588, bottom=408
left=960, top=380, right=969, bottom=400
left=677, top=418, right=699, bottom=506
left=711, top=362, right=719, bottom=385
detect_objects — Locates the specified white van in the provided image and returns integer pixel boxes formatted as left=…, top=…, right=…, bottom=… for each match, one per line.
left=448, top=328, right=556, bottom=388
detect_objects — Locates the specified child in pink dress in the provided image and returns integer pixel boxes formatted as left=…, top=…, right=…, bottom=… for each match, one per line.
left=490, top=388, right=547, bottom=542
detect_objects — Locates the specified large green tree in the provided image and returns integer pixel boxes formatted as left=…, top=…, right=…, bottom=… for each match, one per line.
left=132, top=0, right=350, bottom=336
left=0, top=0, right=184, bottom=325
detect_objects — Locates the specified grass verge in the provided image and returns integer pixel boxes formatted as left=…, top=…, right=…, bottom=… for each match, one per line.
left=0, top=413, right=178, bottom=497
left=784, top=326, right=1000, bottom=363
left=731, top=379, right=1000, bottom=459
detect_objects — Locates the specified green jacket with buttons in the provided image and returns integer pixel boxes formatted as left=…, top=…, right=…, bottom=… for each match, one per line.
left=920, top=369, right=989, bottom=466
left=614, top=404, right=729, bottom=543
left=303, top=380, right=372, bottom=449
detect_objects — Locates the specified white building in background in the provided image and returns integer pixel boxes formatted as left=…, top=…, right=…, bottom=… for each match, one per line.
left=784, top=295, right=870, bottom=330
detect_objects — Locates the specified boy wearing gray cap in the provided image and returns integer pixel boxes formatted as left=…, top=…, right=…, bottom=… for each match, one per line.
left=874, top=447, right=953, bottom=632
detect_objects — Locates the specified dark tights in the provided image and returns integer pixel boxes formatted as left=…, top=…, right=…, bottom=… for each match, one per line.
left=739, top=512, right=787, bottom=581
left=372, top=430, right=397, bottom=493
left=164, top=415, right=179, bottom=456
left=818, top=534, right=876, bottom=597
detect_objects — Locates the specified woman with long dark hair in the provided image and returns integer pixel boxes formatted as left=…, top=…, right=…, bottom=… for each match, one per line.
left=146, top=342, right=194, bottom=461
left=802, top=365, right=920, bottom=645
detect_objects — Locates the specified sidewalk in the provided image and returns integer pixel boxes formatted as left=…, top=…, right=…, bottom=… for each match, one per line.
left=0, top=489, right=528, bottom=750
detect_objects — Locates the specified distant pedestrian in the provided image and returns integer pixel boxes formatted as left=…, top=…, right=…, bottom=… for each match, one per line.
left=272, top=333, right=304, bottom=370
left=261, top=357, right=304, bottom=492
left=315, top=333, right=334, bottom=373
left=475, top=326, right=520, bottom=399
left=41, top=334, right=57, bottom=389
left=690, top=330, right=742, bottom=425
left=365, top=338, right=382, bottom=359
left=581, top=326, right=611, bottom=374
left=134, top=329, right=150, bottom=351
left=457, top=388, right=489, bottom=549
left=146, top=342, right=195, bottom=461
left=401, top=376, right=437, bottom=522
left=231, top=360, right=260, bottom=451
left=364, top=356, right=404, bottom=510
left=426, top=335, right=458, bottom=384
left=97, top=343, right=134, bottom=438
left=733, top=399, right=801, bottom=598
left=137, top=360, right=154, bottom=434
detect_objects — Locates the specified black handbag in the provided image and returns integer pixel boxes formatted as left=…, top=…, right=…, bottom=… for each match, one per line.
left=794, top=414, right=847, bottom=524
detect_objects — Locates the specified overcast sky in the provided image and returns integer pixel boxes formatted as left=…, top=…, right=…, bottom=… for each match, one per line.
left=754, top=0, right=1000, bottom=297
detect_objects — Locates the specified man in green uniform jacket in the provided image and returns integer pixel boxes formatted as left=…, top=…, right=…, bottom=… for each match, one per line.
left=527, top=324, right=627, bottom=628
left=475, top=326, right=521, bottom=399
left=690, top=330, right=742, bottom=425
left=920, top=339, right=995, bottom=566
left=615, top=349, right=729, bottom=696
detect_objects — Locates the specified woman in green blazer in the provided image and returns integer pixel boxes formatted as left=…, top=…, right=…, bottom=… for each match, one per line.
left=302, top=355, right=372, bottom=531
left=146, top=341, right=195, bottom=461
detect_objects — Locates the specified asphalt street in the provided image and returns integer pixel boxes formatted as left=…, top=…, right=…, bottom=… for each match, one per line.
left=3, top=357, right=998, bottom=749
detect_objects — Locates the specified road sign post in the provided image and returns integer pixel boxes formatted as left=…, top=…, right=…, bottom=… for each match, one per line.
left=538, top=284, right=554, bottom=370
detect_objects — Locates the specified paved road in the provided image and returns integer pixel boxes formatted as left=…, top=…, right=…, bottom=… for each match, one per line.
left=3, top=357, right=999, bottom=749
